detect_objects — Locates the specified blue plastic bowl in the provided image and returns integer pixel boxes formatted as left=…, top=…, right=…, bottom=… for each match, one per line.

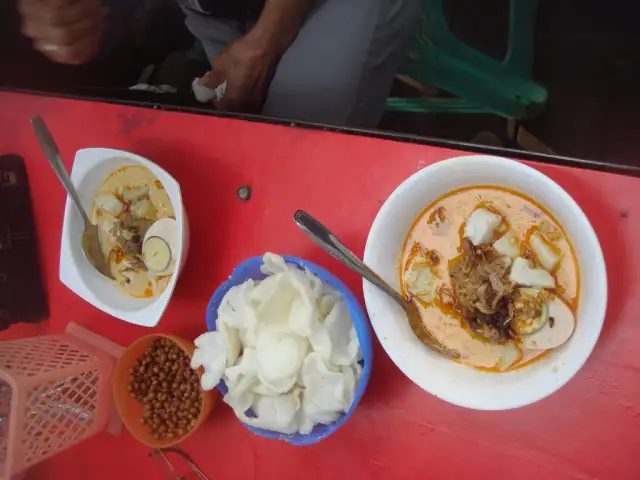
left=205, top=255, right=373, bottom=445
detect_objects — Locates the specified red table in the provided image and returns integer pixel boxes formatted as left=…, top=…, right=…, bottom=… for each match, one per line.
left=1, top=91, right=639, bottom=480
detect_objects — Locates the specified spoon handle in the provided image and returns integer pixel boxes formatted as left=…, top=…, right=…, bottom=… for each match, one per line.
left=31, top=116, right=91, bottom=226
left=293, top=210, right=406, bottom=305
left=294, top=210, right=460, bottom=360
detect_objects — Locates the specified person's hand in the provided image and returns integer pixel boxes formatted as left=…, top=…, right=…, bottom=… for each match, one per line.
left=201, top=36, right=279, bottom=113
left=18, top=0, right=108, bottom=65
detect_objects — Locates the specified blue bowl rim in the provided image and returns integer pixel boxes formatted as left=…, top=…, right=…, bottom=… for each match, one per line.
left=204, top=255, right=373, bottom=445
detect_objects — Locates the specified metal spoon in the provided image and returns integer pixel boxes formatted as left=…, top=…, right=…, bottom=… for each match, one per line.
left=31, top=116, right=114, bottom=280
left=293, top=210, right=459, bottom=360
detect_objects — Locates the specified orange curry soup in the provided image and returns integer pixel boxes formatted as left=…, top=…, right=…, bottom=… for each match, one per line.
left=399, top=186, right=580, bottom=372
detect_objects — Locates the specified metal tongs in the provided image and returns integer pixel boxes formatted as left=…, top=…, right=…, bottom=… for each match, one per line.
left=150, top=448, right=209, bottom=480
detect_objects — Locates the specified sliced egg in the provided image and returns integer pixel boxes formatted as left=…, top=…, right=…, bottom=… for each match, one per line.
left=529, top=231, right=562, bottom=271
left=142, top=218, right=178, bottom=275
left=510, top=288, right=548, bottom=335
left=520, top=297, right=575, bottom=349
left=143, top=237, right=172, bottom=272
left=493, top=231, right=520, bottom=259
left=509, top=257, right=555, bottom=289
left=463, top=208, right=502, bottom=246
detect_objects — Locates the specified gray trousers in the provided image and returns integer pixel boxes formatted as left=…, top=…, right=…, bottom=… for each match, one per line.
left=182, top=0, right=419, bottom=127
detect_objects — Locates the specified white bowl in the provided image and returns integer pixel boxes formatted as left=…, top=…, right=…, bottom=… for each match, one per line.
left=363, top=155, right=607, bottom=410
left=59, top=148, right=189, bottom=327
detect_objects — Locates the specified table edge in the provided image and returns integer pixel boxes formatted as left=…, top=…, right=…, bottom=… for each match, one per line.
left=4, top=86, right=638, bottom=178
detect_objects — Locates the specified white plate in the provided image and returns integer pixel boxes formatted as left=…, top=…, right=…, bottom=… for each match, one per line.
left=363, top=155, right=607, bottom=410
left=59, top=148, right=189, bottom=327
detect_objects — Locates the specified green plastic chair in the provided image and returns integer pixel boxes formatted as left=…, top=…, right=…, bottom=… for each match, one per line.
left=387, top=0, right=548, bottom=119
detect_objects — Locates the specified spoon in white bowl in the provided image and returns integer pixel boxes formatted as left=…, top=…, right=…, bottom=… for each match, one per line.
left=31, top=117, right=114, bottom=280
left=293, top=210, right=459, bottom=360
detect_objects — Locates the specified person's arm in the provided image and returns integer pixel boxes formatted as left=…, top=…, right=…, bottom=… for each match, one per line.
left=201, top=0, right=315, bottom=112
left=244, top=0, right=314, bottom=59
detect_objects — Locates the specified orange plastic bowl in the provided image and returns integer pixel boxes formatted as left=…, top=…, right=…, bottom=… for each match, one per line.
left=113, top=333, right=219, bottom=448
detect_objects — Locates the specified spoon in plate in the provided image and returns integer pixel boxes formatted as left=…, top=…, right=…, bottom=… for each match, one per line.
left=31, top=116, right=115, bottom=280
left=293, top=210, right=459, bottom=360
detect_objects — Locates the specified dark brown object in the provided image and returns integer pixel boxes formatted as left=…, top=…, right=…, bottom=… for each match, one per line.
left=549, top=316, right=555, bottom=328
left=450, top=239, right=514, bottom=343
left=112, top=213, right=152, bottom=257
left=0, top=154, right=48, bottom=330
left=129, top=337, right=202, bottom=439
left=427, top=206, right=447, bottom=226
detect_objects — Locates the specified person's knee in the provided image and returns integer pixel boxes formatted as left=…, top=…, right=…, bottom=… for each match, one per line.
left=264, top=73, right=358, bottom=126
left=263, top=0, right=420, bottom=127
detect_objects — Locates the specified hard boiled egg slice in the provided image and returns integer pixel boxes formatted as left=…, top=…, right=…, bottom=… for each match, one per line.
left=510, top=288, right=548, bottom=335
left=143, top=237, right=171, bottom=272
left=142, top=218, right=178, bottom=275
left=463, top=208, right=503, bottom=246
left=509, top=257, right=555, bottom=289
left=520, top=297, right=575, bottom=349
